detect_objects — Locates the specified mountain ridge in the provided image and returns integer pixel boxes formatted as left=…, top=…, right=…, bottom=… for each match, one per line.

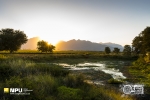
left=21, top=37, right=40, bottom=50
left=56, top=39, right=123, bottom=51
left=21, top=38, right=123, bottom=51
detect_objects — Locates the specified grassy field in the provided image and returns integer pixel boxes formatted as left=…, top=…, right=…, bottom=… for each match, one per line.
left=0, top=50, right=138, bottom=63
left=0, top=50, right=104, bottom=54
left=0, top=50, right=137, bottom=100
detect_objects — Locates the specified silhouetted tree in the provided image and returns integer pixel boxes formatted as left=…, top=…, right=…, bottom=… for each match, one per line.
left=123, top=45, right=131, bottom=56
left=48, top=44, right=55, bottom=52
left=37, top=40, right=48, bottom=52
left=37, top=40, right=55, bottom=53
left=132, top=35, right=143, bottom=54
left=0, top=28, right=28, bottom=53
left=113, top=47, right=120, bottom=54
left=105, top=47, right=111, bottom=54
left=132, top=27, right=150, bottom=54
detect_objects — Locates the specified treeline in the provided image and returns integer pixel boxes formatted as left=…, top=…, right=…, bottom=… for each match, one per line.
left=105, top=27, right=150, bottom=56
left=104, top=45, right=131, bottom=56
left=0, top=28, right=55, bottom=53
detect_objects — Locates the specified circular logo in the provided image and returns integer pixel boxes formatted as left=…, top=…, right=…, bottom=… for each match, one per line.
left=123, top=85, right=132, bottom=94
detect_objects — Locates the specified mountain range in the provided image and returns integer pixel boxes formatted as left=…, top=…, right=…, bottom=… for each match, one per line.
left=21, top=37, right=40, bottom=50
left=21, top=37, right=124, bottom=51
left=56, top=39, right=123, bottom=51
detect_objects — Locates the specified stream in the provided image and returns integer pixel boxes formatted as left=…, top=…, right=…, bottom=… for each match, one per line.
left=55, top=61, right=130, bottom=85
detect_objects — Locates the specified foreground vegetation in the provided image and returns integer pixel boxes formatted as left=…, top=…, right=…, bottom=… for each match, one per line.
left=0, top=54, right=135, bottom=100
left=128, top=55, right=150, bottom=96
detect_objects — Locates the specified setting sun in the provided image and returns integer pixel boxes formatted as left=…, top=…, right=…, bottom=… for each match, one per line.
left=39, top=36, right=59, bottom=46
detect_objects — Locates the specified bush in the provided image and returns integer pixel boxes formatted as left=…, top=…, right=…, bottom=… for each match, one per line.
left=132, top=57, right=148, bottom=70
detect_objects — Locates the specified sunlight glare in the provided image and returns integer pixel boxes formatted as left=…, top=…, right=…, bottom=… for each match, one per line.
left=39, top=36, right=59, bottom=46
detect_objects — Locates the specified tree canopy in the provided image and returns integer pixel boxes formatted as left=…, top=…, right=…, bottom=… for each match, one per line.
left=105, top=47, right=111, bottom=54
left=37, top=40, right=55, bottom=53
left=123, top=45, right=131, bottom=56
left=132, top=27, right=150, bottom=54
left=113, top=47, right=120, bottom=54
left=0, top=28, right=28, bottom=53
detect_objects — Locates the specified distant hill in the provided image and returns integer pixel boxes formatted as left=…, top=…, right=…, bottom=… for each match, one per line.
left=99, top=42, right=124, bottom=51
left=56, top=39, right=123, bottom=51
left=21, top=37, right=40, bottom=50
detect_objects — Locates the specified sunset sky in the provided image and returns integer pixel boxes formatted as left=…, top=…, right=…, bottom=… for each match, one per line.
left=0, top=0, right=150, bottom=46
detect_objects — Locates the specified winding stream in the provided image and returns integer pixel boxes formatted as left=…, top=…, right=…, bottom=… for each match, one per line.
left=57, top=62, right=126, bottom=80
